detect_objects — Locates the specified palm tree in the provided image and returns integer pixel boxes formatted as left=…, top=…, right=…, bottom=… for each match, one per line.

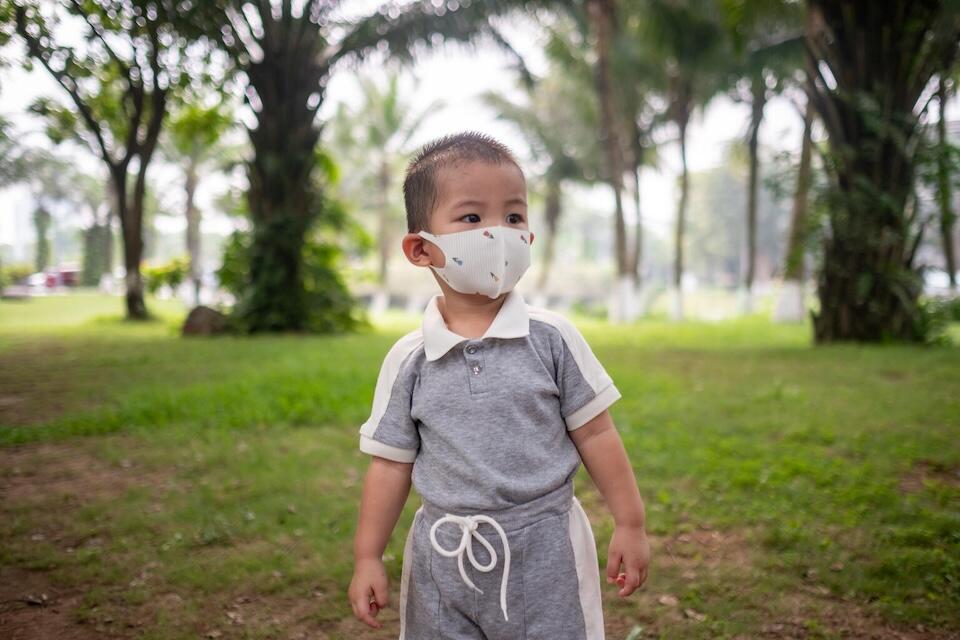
left=198, top=0, right=552, bottom=331
left=804, top=0, right=960, bottom=342
left=773, top=97, right=815, bottom=323
left=538, top=5, right=661, bottom=320
left=587, top=0, right=631, bottom=312
left=721, top=1, right=803, bottom=314
left=163, top=102, right=236, bottom=305
left=327, top=69, right=441, bottom=313
left=616, top=11, right=665, bottom=317
left=481, top=43, right=601, bottom=296
left=936, top=69, right=958, bottom=293
left=643, top=0, right=732, bottom=320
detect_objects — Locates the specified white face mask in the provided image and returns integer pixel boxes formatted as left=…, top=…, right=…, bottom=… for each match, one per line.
left=418, top=226, right=532, bottom=299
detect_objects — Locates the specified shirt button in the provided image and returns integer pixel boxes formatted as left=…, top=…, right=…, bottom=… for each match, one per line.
left=466, top=345, right=478, bottom=354
left=471, top=363, right=482, bottom=375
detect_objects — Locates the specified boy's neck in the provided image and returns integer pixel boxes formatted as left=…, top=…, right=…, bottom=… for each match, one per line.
left=437, top=292, right=508, bottom=339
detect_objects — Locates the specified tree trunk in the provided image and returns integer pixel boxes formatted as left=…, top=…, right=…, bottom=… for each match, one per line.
left=805, top=0, right=951, bottom=342
left=33, top=205, right=51, bottom=272
left=629, top=121, right=645, bottom=287
left=937, top=75, right=957, bottom=291
left=104, top=177, right=115, bottom=278
left=632, top=159, right=644, bottom=286
left=774, top=100, right=814, bottom=323
left=536, top=176, right=562, bottom=291
left=672, top=112, right=690, bottom=321
left=239, top=23, right=323, bottom=332
left=112, top=166, right=148, bottom=319
left=185, top=156, right=202, bottom=305
left=589, top=0, right=632, bottom=322
left=740, top=74, right=766, bottom=314
left=377, top=159, right=391, bottom=287
left=370, top=158, right=392, bottom=316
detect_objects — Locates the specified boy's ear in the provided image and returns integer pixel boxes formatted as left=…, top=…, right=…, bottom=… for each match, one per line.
left=529, top=231, right=535, bottom=246
left=402, top=233, right=446, bottom=268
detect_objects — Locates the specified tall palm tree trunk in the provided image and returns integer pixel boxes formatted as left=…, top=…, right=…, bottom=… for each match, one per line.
left=774, top=101, right=814, bottom=322
left=371, top=158, right=392, bottom=315
left=937, top=76, right=957, bottom=291
left=672, top=112, right=690, bottom=321
left=238, top=21, right=324, bottom=332
left=629, top=124, right=646, bottom=286
left=740, top=74, right=766, bottom=314
left=536, top=177, right=562, bottom=291
left=185, top=157, right=201, bottom=305
left=377, top=159, right=391, bottom=287
left=589, top=0, right=632, bottom=322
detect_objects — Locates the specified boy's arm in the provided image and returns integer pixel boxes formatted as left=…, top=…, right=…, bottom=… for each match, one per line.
left=569, top=409, right=650, bottom=597
left=349, top=455, right=413, bottom=628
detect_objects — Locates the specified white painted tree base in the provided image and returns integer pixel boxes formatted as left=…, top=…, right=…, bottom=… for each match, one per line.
left=369, top=289, right=390, bottom=316
left=773, top=280, right=805, bottom=323
left=608, top=276, right=638, bottom=323
left=736, top=286, right=754, bottom=315
left=636, top=285, right=656, bottom=318
left=668, top=286, right=684, bottom=321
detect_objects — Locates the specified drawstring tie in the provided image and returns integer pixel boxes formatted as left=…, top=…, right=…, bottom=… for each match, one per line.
left=429, top=513, right=511, bottom=621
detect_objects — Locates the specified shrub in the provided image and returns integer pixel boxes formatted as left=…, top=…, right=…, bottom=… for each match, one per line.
left=143, top=257, right=189, bottom=295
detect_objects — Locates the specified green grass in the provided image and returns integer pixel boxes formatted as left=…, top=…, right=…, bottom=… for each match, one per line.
left=0, top=293, right=958, bottom=639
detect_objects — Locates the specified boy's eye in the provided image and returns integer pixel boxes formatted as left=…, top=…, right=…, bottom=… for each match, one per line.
left=507, top=213, right=524, bottom=224
left=461, top=214, right=481, bottom=223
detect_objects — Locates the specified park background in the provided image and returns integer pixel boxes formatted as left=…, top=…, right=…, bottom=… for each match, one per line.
left=0, top=1, right=959, bottom=639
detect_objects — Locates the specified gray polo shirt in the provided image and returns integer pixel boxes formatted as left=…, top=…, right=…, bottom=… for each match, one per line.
left=358, top=290, right=622, bottom=513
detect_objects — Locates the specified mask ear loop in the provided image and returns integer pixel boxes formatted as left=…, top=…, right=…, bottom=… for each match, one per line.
left=417, top=229, right=440, bottom=243
left=417, top=230, right=453, bottom=285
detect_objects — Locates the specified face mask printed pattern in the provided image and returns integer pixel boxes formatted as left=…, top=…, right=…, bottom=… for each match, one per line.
left=418, top=226, right=531, bottom=298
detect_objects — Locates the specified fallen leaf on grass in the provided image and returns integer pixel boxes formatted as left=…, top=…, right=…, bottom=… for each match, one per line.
left=683, top=608, right=706, bottom=622
left=657, top=594, right=679, bottom=607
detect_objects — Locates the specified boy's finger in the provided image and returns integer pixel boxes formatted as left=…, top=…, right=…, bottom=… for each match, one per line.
left=353, top=590, right=382, bottom=629
left=357, top=604, right=382, bottom=629
left=619, top=567, right=642, bottom=597
left=605, top=551, right=622, bottom=583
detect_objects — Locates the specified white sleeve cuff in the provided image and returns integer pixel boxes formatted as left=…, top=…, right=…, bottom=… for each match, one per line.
left=359, top=434, right=418, bottom=463
left=564, top=383, right=622, bottom=431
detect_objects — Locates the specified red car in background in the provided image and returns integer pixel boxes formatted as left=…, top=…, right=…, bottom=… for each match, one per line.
left=44, top=267, right=80, bottom=288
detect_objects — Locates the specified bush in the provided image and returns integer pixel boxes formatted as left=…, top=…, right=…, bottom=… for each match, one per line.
left=143, top=257, right=189, bottom=295
left=0, top=263, right=35, bottom=290
left=216, top=230, right=364, bottom=333
left=917, top=295, right=960, bottom=345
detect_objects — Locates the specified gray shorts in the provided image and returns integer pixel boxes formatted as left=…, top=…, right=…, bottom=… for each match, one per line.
left=398, top=488, right=605, bottom=639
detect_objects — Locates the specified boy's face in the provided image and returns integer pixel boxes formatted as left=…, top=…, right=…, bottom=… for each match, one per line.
left=402, top=160, right=535, bottom=299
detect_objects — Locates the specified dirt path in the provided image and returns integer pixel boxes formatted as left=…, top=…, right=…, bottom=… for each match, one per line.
left=0, top=440, right=157, bottom=638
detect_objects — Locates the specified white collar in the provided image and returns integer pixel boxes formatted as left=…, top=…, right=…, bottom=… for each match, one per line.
left=421, top=289, right=530, bottom=361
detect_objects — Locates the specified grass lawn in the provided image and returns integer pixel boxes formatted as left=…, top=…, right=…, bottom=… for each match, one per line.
left=0, top=292, right=958, bottom=639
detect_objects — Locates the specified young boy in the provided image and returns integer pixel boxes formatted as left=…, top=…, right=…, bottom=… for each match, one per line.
left=348, top=132, right=650, bottom=639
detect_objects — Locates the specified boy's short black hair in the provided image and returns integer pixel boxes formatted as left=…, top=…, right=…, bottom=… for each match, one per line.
left=403, top=131, right=522, bottom=233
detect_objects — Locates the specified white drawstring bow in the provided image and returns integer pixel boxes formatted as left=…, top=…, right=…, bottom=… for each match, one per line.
left=428, top=513, right=511, bottom=622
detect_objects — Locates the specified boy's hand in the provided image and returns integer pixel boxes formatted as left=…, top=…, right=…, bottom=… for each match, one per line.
left=605, top=524, right=650, bottom=597
left=348, top=557, right=389, bottom=628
